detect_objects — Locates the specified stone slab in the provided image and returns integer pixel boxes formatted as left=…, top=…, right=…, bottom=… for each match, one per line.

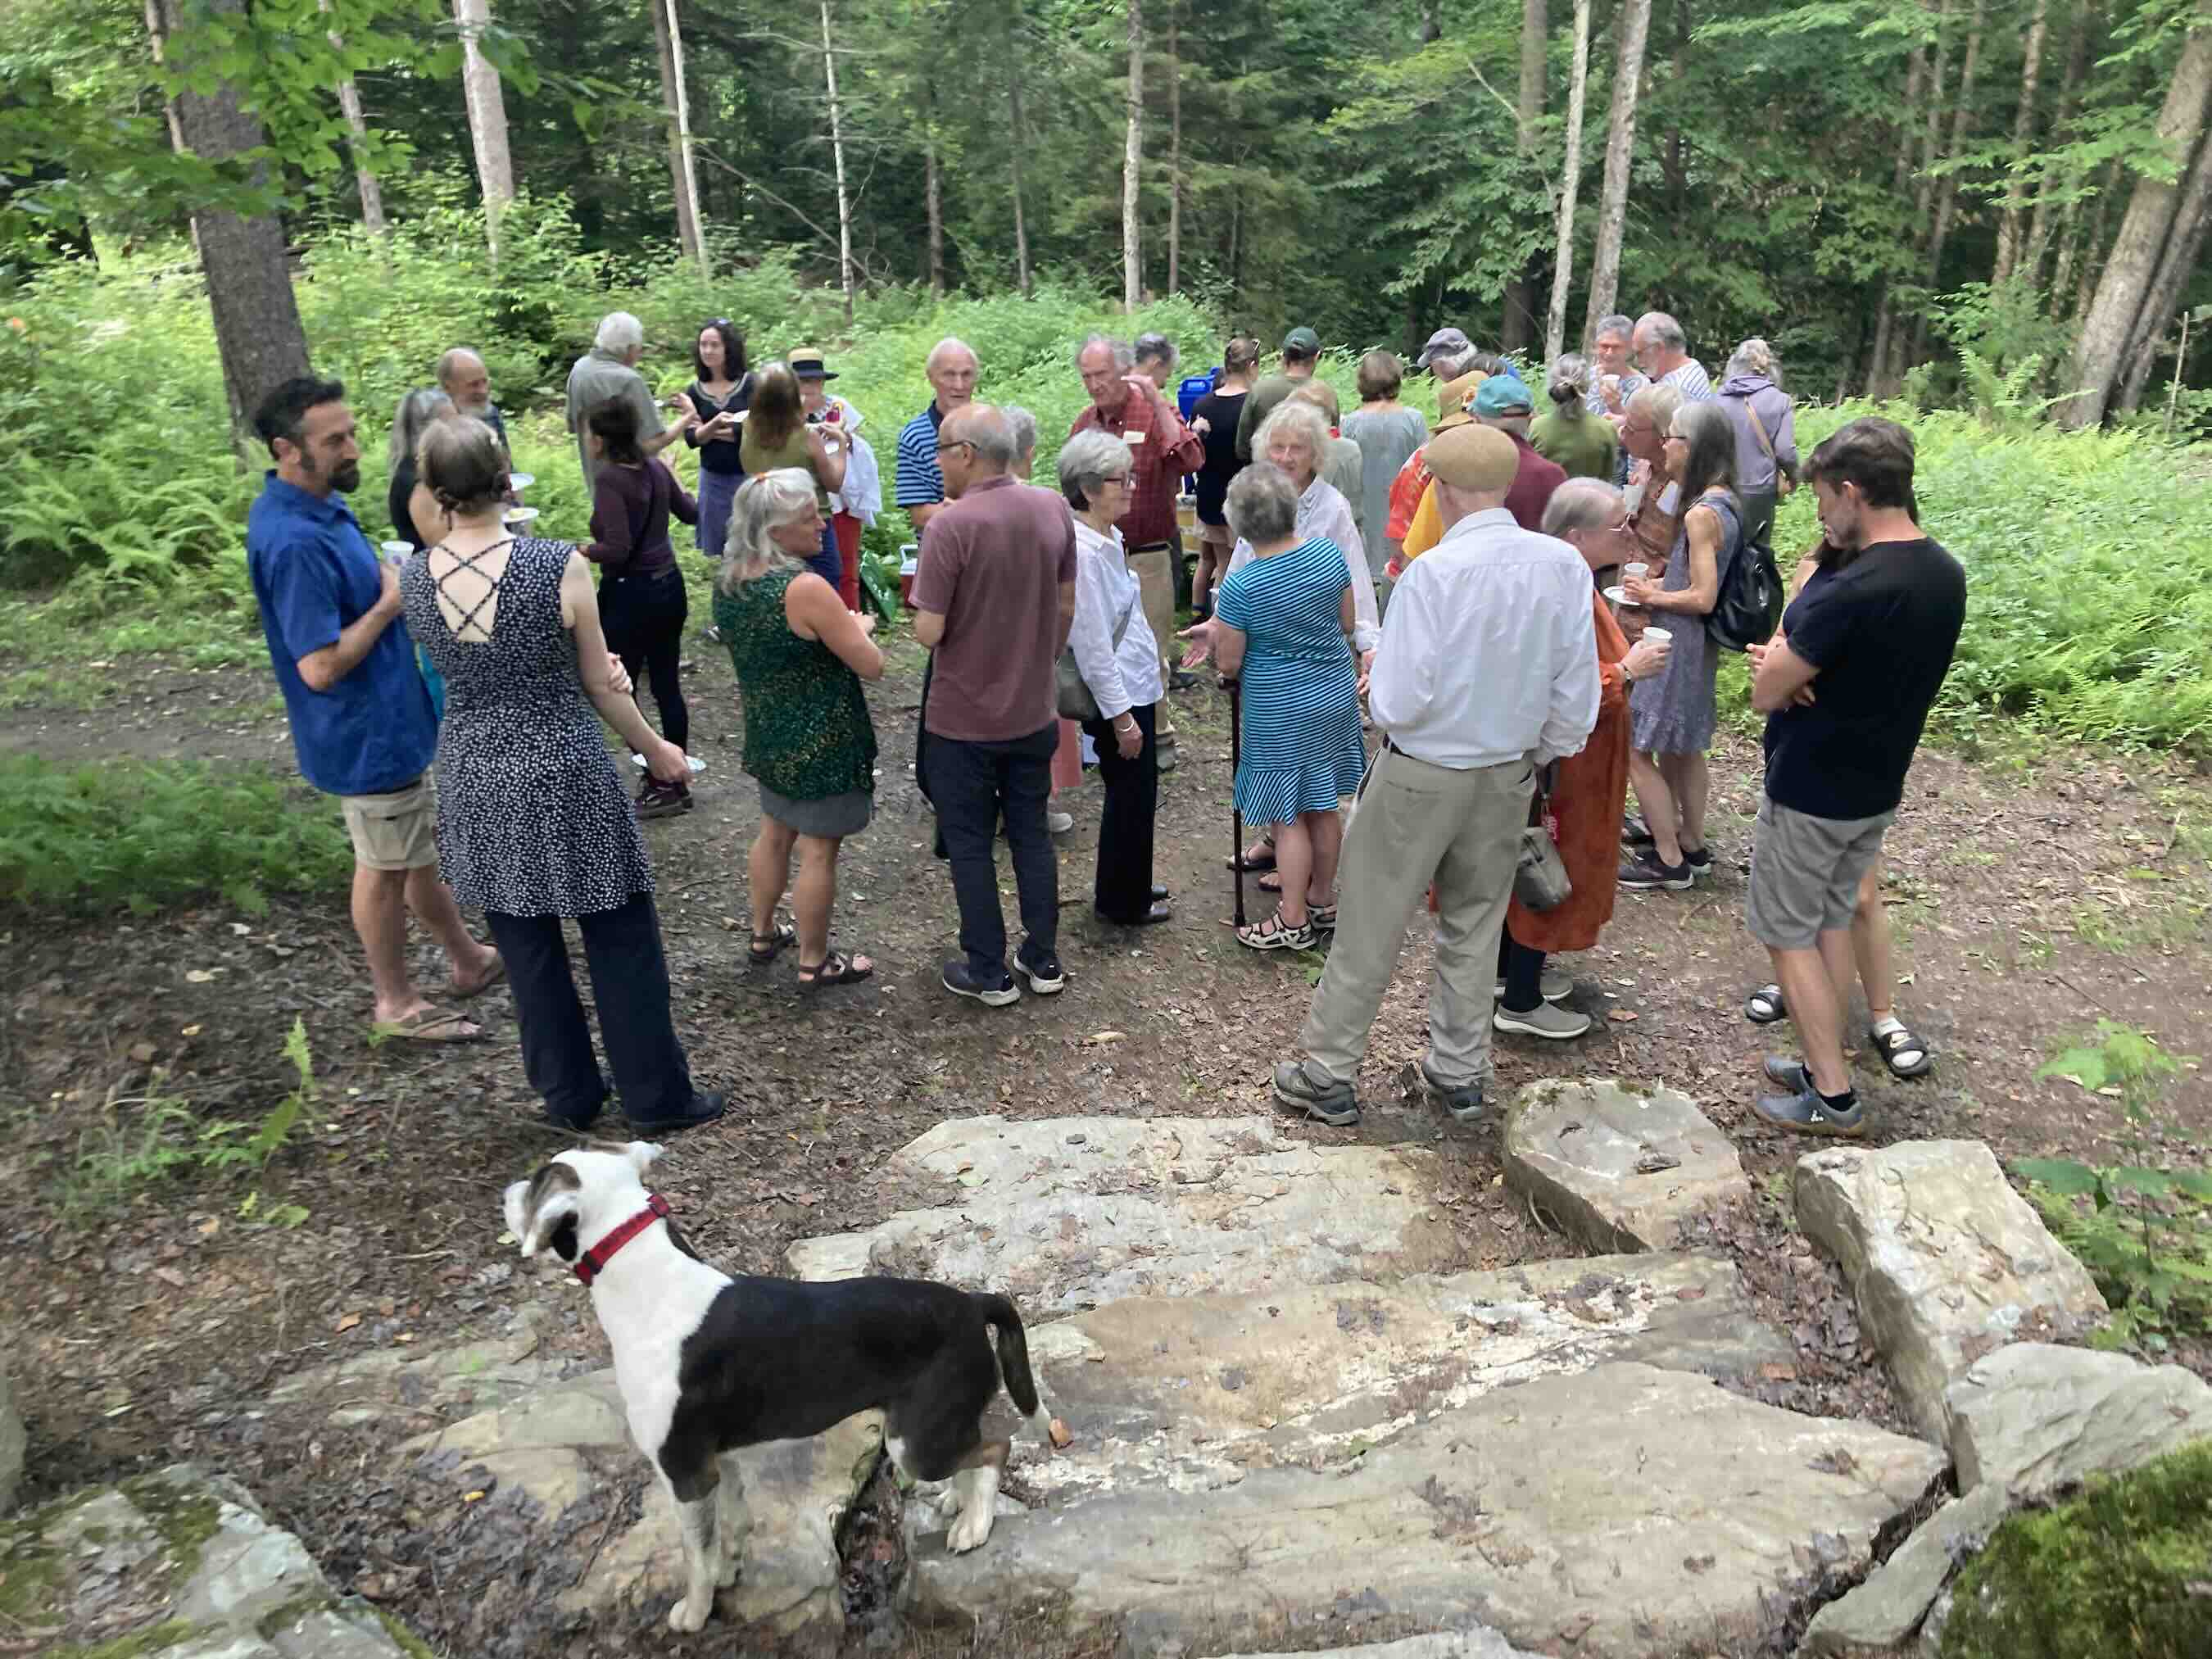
left=1794, top=1140, right=2106, bottom=1439
left=1795, top=1481, right=2009, bottom=1657
left=1945, top=1340, right=2212, bottom=1498
left=787, top=1115, right=1468, bottom=1312
left=1, top=1464, right=422, bottom=1656
left=269, top=1299, right=578, bottom=1430
left=1503, top=1078, right=1749, bottom=1252
left=1222, top=1634, right=1540, bottom=1659
left=999, top=1253, right=1789, bottom=1510
left=918, top=1362, right=1947, bottom=1659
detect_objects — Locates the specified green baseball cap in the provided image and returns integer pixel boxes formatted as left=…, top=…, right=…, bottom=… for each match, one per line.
left=1282, top=326, right=1320, bottom=354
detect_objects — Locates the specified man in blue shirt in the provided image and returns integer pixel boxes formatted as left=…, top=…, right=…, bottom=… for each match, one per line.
left=247, top=376, right=501, bottom=1042
left=894, top=337, right=979, bottom=536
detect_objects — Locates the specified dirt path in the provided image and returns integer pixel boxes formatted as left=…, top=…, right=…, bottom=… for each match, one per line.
left=2, top=628, right=2208, bottom=1654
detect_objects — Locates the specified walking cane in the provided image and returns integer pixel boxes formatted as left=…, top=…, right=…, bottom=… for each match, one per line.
left=1226, top=675, right=1246, bottom=928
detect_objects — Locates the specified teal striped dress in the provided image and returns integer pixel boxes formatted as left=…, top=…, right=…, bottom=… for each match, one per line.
left=1214, top=537, right=1367, bottom=826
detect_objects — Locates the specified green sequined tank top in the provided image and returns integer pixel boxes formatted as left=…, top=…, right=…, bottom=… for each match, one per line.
left=713, top=565, right=877, bottom=801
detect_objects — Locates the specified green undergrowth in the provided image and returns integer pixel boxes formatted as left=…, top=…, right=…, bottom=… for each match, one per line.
left=1938, top=1439, right=2212, bottom=1659
left=0, top=753, right=351, bottom=915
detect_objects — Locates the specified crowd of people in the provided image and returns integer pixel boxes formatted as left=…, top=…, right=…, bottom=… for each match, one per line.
left=240, top=302, right=1963, bottom=1144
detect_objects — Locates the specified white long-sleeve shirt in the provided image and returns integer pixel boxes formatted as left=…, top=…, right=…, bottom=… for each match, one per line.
left=1068, top=519, right=1163, bottom=721
left=1225, top=476, right=1380, bottom=654
left=1367, top=506, right=1598, bottom=770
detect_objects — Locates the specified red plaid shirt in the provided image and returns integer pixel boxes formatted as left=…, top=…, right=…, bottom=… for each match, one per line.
left=1070, top=378, right=1205, bottom=548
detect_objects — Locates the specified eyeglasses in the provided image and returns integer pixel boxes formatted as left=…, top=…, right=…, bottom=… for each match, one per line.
left=934, top=439, right=974, bottom=456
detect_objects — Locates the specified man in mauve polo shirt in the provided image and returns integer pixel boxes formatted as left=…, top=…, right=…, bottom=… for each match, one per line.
left=912, top=405, right=1078, bottom=1009
left=1070, top=333, right=1204, bottom=759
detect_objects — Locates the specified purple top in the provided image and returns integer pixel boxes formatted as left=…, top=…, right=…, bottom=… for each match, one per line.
left=583, top=458, right=699, bottom=577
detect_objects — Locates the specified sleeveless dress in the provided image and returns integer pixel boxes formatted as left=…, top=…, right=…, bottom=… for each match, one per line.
left=401, top=537, right=654, bottom=917
left=1628, top=490, right=1738, bottom=755
left=714, top=564, right=877, bottom=838
left=1213, top=537, right=1367, bottom=826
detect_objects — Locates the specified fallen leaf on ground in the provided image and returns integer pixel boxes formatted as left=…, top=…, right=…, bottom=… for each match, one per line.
left=184, top=968, right=222, bottom=983
left=1607, top=1009, right=1639, bottom=1023
left=335, top=1311, right=362, bottom=1332
left=1084, top=1031, right=1126, bottom=1045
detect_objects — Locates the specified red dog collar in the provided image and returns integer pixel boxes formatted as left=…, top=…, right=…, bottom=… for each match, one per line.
left=574, top=1192, right=671, bottom=1286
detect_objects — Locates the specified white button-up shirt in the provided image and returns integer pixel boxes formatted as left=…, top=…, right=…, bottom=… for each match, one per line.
left=1367, top=506, right=1599, bottom=770
left=1068, top=518, right=1163, bottom=722
left=1225, top=476, right=1380, bottom=654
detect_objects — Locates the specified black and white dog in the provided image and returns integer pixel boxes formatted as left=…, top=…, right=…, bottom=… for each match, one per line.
left=502, top=1143, right=1054, bottom=1634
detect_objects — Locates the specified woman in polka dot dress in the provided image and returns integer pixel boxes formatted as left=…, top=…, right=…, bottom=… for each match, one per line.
left=401, top=417, right=725, bottom=1135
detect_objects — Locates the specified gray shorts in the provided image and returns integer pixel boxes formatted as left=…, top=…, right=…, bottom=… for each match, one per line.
left=1746, top=797, right=1893, bottom=951
left=759, top=782, right=872, bottom=841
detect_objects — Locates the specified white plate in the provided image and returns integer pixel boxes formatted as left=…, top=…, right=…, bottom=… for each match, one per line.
left=1602, top=584, right=1630, bottom=606
left=632, top=752, right=707, bottom=775
left=506, top=472, right=535, bottom=492
left=503, top=506, right=541, bottom=528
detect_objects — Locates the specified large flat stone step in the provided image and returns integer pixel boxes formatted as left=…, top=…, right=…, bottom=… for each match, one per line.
left=921, top=1362, right=1947, bottom=1659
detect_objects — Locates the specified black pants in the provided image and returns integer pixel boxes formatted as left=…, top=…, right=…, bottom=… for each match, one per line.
left=487, top=892, right=698, bottom=1127
left=1498, top=926, right=1546, bottom=1014
left=599, top=567, right=690, bottom=754
left=1080, top=701, right=1159, bottom=922
left=922, top=722, right=1060, bottom=977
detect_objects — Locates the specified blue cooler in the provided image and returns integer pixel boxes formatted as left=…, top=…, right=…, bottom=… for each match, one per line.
left=1176, top=369, right=1220, bottom=426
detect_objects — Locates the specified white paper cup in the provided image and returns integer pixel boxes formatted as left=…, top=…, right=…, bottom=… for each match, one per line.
left=1643, top=626, right=1673, bottom=646
left=379, top=540, right=413, bottom=565
left=1623, top=562, right=1649, bottom=583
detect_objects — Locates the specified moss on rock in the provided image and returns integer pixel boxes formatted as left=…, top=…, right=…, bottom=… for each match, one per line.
left=1941, top=1439, right=2212, bottom=1658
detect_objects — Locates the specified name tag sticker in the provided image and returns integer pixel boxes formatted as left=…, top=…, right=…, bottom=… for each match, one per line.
left=1123, top=429, right=1147, bottom=445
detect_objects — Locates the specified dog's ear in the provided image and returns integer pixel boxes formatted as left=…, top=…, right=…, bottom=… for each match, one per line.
left=519, top=1164, right=584, bottom=1261
left=623, top=1140, right=664, bottom=1178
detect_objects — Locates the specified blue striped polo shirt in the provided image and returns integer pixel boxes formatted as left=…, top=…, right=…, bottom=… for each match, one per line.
left=895, top=402, right=946, bottom=510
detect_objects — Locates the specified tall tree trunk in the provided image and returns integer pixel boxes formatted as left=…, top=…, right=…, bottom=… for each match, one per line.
left=1544, top=0, right=1592, bottom=364
left=648, top=0, right=705, bottom=270
left=1123, top=0, right=1143, bottom=310
left=2064, top=2, right=2212, bottom=427
left=318, top=0, right=386, bottom=237
left=1887, top=0, right=1953, bottom=386
left=1992, top=0, right=2049, bottom=284
left=925, top=136, right=945, bottom=297
left=1007, top=57, right=1032, bottom=298
left=452, top=0, right=514, bottom=255
left=2116, top=126, right=2212, bottom=410
left=2073, top=165, right=2119, bottom=327
left=820, top=0, right=855, bottom=324
left=148, top=0, right=312, bottom=441
left=1419, top=0, right=1440, bottom=43
left=1167, top=1, right=1181, bottom=294
left=1867, top=39, right=1930, bottom=394
left=2052, top=157, right=2110, bottom=314
left=1910, top=0, right=1988, bottom=362
left=2023, top=2, right=2093, bottom=286
left=1503, top=0, right=1548, bottom=351
left=1580, top=0, right=1652, bottom=346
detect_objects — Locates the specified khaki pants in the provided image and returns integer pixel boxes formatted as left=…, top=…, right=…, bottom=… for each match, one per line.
left=1126, top=545, right=1177, bottom=743
left=1299, top=747, right=1534, bottom=1090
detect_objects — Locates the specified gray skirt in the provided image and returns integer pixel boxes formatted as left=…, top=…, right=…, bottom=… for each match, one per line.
left=759, top=781, right=872, bottom=840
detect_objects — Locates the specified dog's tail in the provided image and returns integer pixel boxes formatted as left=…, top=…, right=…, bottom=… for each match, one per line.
left=979, top=1292, right=1054, bottom=1444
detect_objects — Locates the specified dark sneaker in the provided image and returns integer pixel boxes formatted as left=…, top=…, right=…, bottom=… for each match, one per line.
left=625, top=1090, right=728, bottom=1135
left=1418, top=1057, right=1485, bottom=1123
left=637, top=779, right=694, bottom=820
left=1272, top=1060, right=1360, bottom=1126
left=1018, top=951, right=1066, bottom=995
left=1752, top=1081, right=1866, bottom=1138
left=1762, top=1054, right=1811, bottom=1091
left=1618, top=850, right=1693, bottom=890
left=942, top=960, right=1020, bottom=1007
left=1684, top=845, right=1716, bottom=880
left=1621, top=814, right=1655, bottom=849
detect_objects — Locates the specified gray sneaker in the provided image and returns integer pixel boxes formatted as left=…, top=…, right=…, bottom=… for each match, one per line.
left=1272, top=1060, right=1359, bottom=1126
left=1752, top=1079, right=1866, bottom=1138
left=1418, top=1057, right=1486, bottom=1123
left=1492, top=1000, right=1593, bottom=1040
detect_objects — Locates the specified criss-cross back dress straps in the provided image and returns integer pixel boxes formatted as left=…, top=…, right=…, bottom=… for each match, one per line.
left=431, top=537, right=515, bottom=641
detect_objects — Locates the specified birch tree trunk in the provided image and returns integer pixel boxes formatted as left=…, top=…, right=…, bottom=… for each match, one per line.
left=2064, top=1, right=2212, bottom=426
left=1503, top=0, right=1548, bottom=352
left=452, top=0, right=514, bottom=253
left=318, top=0, right=386, bottom=237
left=1544, top=0, right=1592, bottom=364
left=1866, top=41, right=1929, bottom=393
left=1123, top=0, right=1144, bottom=310
left=1992, top=0, right=2049, bottom=284
left=925, top=136, right=945, bottom=296
left=148, top=0, right=312, bottom=441
left=1884, top=0, right=1952, bottom=387
left=1909, top=0, right=1988, bottom=362
left=1580, top=0, right=1651, bottom=346
left=1007, top=62, right=1033, bottom=298
left=2023, top=2, right=2093, bottom=286
left=1167, top=1, right=1181, bottom=295
left=820, top=0, right=855, bottom=324
left=2116, top=125, right=2212, bottom=410
left=648, top=0, right=705, bottom=270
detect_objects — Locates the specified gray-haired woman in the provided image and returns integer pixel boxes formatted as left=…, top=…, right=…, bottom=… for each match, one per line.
left=1717, top=338, right=1798, bottom=551
left=388, top=388, right=455, bottom=552
left=714, top=469, right=884, bottom=988
left=1062, top=428, right=1168, bottom=927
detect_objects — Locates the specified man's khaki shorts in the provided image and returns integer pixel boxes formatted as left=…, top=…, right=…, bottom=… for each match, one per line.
left=339, top=777, right=438, bottom=873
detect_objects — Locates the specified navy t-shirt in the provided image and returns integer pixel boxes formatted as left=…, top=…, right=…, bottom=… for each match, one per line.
left=247, top=473, right=437, bottom=798
left=1763, top=537, right=1965, bottom=821
left=1191, top=389, right=1248, bottom=525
